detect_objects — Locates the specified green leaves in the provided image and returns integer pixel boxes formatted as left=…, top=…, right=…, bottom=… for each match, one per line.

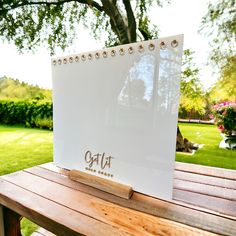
left=180, top=50, right=205, bottom=116
left=200, top=0, right=235, bottom=107
left=138, top=16, right=159, bottom=40
left=0, top=1, right=91, bottom=54
left=213, top=102, right=236, bottom=136
left=0, top=99, right=53, bottom=130
left=208, top=56, right=236, bottom=103
left=0, top=76, right=53, bottom=129
left=0, top=0, right=168, bottom=53
left=200, top=0, right=236, bottom=68
left=0, top=76, right=52, bottom=101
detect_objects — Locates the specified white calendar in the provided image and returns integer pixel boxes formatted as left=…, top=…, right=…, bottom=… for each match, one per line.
left=52, top=35, right=184, bottom=200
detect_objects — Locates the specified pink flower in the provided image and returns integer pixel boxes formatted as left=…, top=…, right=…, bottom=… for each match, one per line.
left=218, top=125, right=225, bottom=132
left=212, top=101, right=236, bottom=111
left=213, top=104, right=220, bottom=110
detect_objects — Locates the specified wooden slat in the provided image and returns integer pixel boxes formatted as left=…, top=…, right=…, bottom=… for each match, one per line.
left=37, top=164, right=236, bottom=216
left=175, top=162, right=236, bottom=180
left=0, top=179, right=130, bottom=236
left=173, top=189, right=236, bottom=216
left=174, top=170, right=236, bottom=190
left=0, top=205, right=5, bottom=236
left=1, top=171, right=218, bottom=236
left=41, top=162, right=236, bottom=180
left=174, top=179, right=236, bottom=200
left=40, top=163, right=68, bottom=175
left=26, top=165, right=236, bottom=235
left=32, top=228, right=56, bottom=236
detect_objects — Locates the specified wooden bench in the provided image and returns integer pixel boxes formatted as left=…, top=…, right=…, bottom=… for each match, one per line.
left=0, top=162, right=235, bottom=236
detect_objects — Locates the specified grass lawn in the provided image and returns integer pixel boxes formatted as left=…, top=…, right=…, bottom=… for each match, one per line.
left=0, top=125, right=53, bottom=175
left=0, top=124, right=53, bottom=236
left=176, top=123, right=236, bottom=170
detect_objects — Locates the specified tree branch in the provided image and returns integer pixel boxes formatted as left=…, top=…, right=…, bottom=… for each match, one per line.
left=101, top=0, right=129, bottom=44
left=122, top=0, right=136, bottom=42
left=138, top=27, right=149, bottom=40
left=2, top=0, right=103, bottom=13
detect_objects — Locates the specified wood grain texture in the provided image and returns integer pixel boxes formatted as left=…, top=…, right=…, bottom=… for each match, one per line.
left=0, top=174, right=218, bottom=236
left=173, top=189, right=236, bottom=216
left=174, top=179, right=236, bottom=200
left=0, top=205, right=5, bottom=236
left=38, top=163, right=236, bottom=214
left=0, top=179, right=129, bottom=236
left=175, top=162, right=236, bottom=180
left=69, top=169, right=133, bottom=199
left=26, top=164, right=236, bottom=235
left=174, top=170, right=236, bottom=190
left=1, top=171, right=219, bottom=236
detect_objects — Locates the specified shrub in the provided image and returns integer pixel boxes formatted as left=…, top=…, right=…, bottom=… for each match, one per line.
left=33, top=117, right=53, bottom=130
left=212, top=101, right=236, bottom=136
left=0, top=100, right=53, bottom=130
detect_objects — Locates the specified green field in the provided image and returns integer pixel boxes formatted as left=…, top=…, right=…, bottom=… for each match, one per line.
left=0, top=123, right=235, bottom=235
left=176, top=123, right=236, bottom=170
left=0, top=125, right=53, bottom=175
left=0, top=125, right=53, bottom=235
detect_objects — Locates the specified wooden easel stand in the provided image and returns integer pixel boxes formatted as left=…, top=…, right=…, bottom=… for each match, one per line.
left=69, top=169, right=133, bottom=199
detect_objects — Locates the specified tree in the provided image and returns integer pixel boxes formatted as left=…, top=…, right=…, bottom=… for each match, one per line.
left=0, top=76, right=52, bottom=100
left=209, top=56, right=236, bottom=103
left=1, top=0, right=194, bottom=151
left=0, top=0, right=163, bottom=53
left=179, top=49, right=205, bottom=119
left=200, top=0, right=236, bottom=68
left=201, top=0, right=236, bottom=103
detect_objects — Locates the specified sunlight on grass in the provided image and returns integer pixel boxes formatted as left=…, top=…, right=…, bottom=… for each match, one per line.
left=0, top=125, right=53, bottom=176
left=0, top=125, right=53, bottom=235
left=176, top=123, right=236, bottom=170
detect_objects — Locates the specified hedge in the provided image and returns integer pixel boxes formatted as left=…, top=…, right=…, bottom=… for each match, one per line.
left=0, top=100, right=53, bottom=130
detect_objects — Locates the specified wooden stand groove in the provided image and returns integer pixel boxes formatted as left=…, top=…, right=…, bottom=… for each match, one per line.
left=69, top=169, right=133, bottom=199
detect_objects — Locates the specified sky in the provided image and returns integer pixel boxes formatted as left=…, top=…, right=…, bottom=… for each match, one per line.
left=0, top=0, right=217, bottom=90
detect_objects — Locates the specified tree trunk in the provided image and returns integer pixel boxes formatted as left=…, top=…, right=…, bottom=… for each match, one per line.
left=176, top=126, right=198, bottom=153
